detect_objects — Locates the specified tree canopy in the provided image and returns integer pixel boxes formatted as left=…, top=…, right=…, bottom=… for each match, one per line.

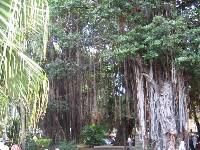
left=1, top=0, right=200, bottom=149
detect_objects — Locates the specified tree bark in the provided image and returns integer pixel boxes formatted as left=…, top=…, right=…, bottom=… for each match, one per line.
left=193, top=107, right=200, bottom=135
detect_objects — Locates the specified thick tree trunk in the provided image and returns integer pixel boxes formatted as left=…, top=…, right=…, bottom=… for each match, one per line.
left=132, top=57, right=188, bottom=150
left=114, top=117, right=134, bottom=146
left=114, top=119, right=126, bottom=146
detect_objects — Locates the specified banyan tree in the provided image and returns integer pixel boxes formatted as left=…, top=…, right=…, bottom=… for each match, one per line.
left=112, top=13, right=200, bottom=148
left=42, top=0, right=200, bottom=149
left=43, top=0, right=107, bottom=142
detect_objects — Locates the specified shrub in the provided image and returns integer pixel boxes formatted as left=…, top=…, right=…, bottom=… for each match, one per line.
left=58, top=141, right=76, bottom=150
left=36, top=138, right=52, bottom=149
left=81, top=124, right=106, bottom=146
left=25, top=134, right=37, bottom=150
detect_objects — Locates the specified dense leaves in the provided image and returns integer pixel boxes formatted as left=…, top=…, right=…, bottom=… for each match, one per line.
left=81, top=124, right=106, bottom=146
left=45, top=0, right=200, bottom=144
left=0, top=0, right=49, bottom=132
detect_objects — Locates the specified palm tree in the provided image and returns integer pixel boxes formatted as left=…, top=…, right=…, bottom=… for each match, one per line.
left=0, top=0, right=49, bottom=136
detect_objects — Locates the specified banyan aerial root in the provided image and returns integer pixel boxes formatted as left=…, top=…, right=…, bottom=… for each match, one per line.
left=133, top=57, right=187, bottom=150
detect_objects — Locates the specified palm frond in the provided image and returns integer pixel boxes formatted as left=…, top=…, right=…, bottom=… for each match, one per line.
left=0, top=0, right=49, bottom=128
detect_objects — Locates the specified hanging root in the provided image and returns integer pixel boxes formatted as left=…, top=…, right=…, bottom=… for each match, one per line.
left=135, top=60, right=187, bottom=150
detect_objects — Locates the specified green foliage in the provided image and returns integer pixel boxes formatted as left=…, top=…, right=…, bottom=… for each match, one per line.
left=25, top=134, right=52, bottom=150
left=0, top=0, right=49, bottom=129
left=58, top=141, right=76, bottom=150
left=45, top=59, right=81, bottom=79
left=7, top=118, right=20, bottom=145
left=36, top=138, right=52, bottom=149
left=112, top=16, right=182, bottom=60
left=45, top=59, right=68, bottom=79
left=0, top=125, right=3, bottom=136
left=81, top=124, right=106, bottom=146
left=110, top=15, right=200, bottom=69
left=25, top=134, right=37, bottom=150
left=0, top=93, right=8, bottom=126
left=47, top=0, right=200, bottom=140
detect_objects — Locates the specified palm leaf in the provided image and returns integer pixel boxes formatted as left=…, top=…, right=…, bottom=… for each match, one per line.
left=0, top=0, right=49, bottom=128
